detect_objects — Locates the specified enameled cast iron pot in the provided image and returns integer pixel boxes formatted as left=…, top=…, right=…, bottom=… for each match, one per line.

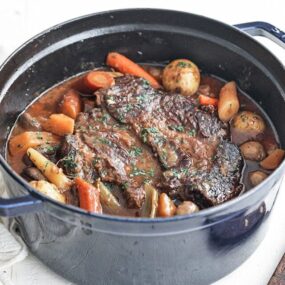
left=0, top=9, right=285, bottom=285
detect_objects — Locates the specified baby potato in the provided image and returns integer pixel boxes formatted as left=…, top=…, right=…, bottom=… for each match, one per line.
left=176, top=201, right=199, bottom=216
left=239, top=141, right=266, bottom=161
left=249, top=171, right=268, bottom=187
left=232, top=111, right=266, bottom=135
left=162, top=59, right=200, bottom=96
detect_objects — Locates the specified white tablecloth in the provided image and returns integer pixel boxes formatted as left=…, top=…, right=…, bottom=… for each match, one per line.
left=0, top=1, right=284, bottom=284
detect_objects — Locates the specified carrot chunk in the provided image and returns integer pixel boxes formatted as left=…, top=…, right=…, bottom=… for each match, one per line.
left=9, top=131, right=60, bottom=155
left=75, top=177, right=102, bottom=213
left=60, top=89, right=81, bottom=119
left=84, top=71, right=115, bottom=91
left=106, top=52, right=161, bottom=89
left=199, top=94, right=218, bottom=106
left=45, top=114, right=74, bottom=136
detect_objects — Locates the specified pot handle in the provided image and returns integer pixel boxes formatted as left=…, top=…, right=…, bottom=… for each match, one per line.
left=0, top=195, right=42, bottom=217
left=235, top=22, right=285, bottom=49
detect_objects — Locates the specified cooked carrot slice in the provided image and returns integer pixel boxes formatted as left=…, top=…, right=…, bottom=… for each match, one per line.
left=9, top=131, right=60, bottom=155
left=60, top=89, right=81, bottom=119
left=45, top=114, right=74, bottom=136
left=199, top=94, right=218, bottom=106
left=106, top=52, right=161, bottom=89
left=84, top=71, right=115, bottom=91
left=75, top=177, right=102, bottom=213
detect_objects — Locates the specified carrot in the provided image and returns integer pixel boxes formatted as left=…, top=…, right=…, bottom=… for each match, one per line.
left=60, top=89, right=81, bottom=119
left=84, top=71, right=115, bottom=91
left=75, top=177, right=102, bottom=213
left=9, top=131, right=60, bottom=156
left=106, top=52, right=161, bottom=89
left=45, top=114, right=74, bottom=136
left=199, top=94, right=218, bottom=106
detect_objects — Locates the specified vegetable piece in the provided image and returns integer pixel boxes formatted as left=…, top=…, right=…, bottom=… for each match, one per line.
left=106, top=52, right=161, bottom=89
left=162, top=59, right=200, bottom=96
left=176, top=201, right=199, bottom=216
left=218, top=81, right=240, bottom=122
left=239, top=141, right=266, bottom=161
left=9, top=131, right=60, bottom=155
left=30, top=180, right=66, bottom=203
left=84, top=71, right=115, bottom=91
left=157, top=193, right=176, bottom=217
left=141, top=183, right=159, bottom=218
left=60, top=89, right=81, bottom=119
left=249, top=171, right=268, bottom=187
left=260, top=148, right=285, bottom=170
left=142, top=65, right=163, bottom=82
left=199, top=94, right=218, bottom=106
left=45, top=114, right=74, bottom=136
left=27, top=148, right=71, bottom=191
left=23, top=167, right=47, bottom=181
left=75, top=177, right=102, bottom=213
left=232, top=111, right=266, bottom=135
left=18, top=113, right=42, bottom=131
left=96, top=179, right=122, bottom=214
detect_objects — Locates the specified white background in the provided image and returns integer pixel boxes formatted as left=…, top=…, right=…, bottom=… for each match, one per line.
left=0, top=1, right=285, bottom=284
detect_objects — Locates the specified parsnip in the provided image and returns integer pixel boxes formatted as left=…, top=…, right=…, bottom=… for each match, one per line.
left=27, top=147, right=71, bottom=191
left=30, top=180, right=66, bottom=203
left=218, top=81, right=239, bottom=122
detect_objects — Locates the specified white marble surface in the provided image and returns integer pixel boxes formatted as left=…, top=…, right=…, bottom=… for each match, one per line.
left=0, top=1, right=285, bottom=284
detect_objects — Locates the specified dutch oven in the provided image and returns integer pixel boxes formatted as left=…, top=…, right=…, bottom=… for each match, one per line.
left=0, top=9, right=284, bottom=285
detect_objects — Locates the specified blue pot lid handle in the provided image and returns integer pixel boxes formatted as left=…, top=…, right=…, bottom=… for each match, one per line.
left=234, top=21, right=285, bottom=49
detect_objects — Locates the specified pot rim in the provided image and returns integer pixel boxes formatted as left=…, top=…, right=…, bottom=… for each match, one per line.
left=0, top=8, right=284, bottom=223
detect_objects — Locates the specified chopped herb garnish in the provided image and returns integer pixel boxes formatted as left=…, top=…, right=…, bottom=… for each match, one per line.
left=129, top=146, right=143, bottom=158
left=61, top=156, right=77, bottom=170
left=130, top=166, right=147, bottom=177
left=188, top=129, right=196, bottom=137
left=177, top=61, right=191, bottom=68
left=99, top=137, right=112, bottom=146
left=169, top=125, right=185, bottom=132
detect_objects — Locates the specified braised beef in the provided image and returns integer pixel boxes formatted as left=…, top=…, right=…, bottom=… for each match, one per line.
left=60, top=107, right=162, bottom=208
left=101, top=76, right=243, bottom=207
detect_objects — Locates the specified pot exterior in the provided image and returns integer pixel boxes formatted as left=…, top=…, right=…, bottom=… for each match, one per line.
left=0, top=9, right=285, bottom=285
left=1, top=164, right=282, bottom=285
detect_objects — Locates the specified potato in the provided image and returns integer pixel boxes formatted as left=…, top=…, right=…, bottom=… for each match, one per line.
left=260, top=148, right=285, bottom=170
left=249, top=171, right=268, bottom=187
left=176, top=201, right=199, bottom=216
left=27, top=147, right=72, bottom=191
left=232, top=111, right=266, bottom=134
left=162, top=59, right=200, bottom=96
left=157, top=193, right=176, bottom=217
left=218, top=81, right=240, bottom=122
left=239, top=141, right=266, bottom=161
left=30, top=180, right=66, bottom=203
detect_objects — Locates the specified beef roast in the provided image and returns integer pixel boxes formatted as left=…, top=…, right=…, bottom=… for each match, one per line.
left=100, top=75, right=243, bottom=207
left=60, top=107, right=162, bottom=208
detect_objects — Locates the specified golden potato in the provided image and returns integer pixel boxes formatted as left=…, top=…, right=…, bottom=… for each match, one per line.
left=176, top=201, right=199, bottom=216
left=232, top=111, right=265, bottom=134
left=239, top=141, right=266, bottom=161
left=162, top=59, right=200, bottom=96
left=249, top=171, right=268, bottom=187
